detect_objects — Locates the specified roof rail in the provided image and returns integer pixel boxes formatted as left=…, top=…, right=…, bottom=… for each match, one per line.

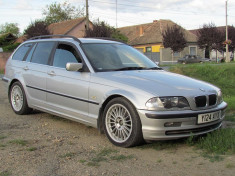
left=88, top=37, right=127, bottom=44
left=28, top=35, right=81, bottom=44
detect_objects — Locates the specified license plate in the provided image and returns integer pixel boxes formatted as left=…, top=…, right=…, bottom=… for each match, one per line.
left=198, top=111, right=221, bottom=124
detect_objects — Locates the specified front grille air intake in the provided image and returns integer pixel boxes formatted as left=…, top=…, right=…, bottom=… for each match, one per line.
left=209, top=94, right=217, bottom=106
left=195, top=94, right=217, bottom=108
left=195, top=96, right=206, bottom=107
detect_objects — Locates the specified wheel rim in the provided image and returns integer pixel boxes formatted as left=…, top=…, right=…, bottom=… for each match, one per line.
left=105, top=104, right=132, bottom=143
left=11, top=85, right=23, bottom=112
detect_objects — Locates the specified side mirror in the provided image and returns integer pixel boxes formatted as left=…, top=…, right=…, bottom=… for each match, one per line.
left=66, top=63, right=83, bottom=71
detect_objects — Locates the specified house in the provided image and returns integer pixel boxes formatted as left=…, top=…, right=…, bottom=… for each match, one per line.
left=189, top=26, right=232, bottom=60
left=48, top=17, right=93, bottom=38
left=118, top=20, right=204, bottom=64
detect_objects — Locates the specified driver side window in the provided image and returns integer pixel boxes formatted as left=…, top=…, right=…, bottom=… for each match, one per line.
left=53, top=44, right=81, bottom=68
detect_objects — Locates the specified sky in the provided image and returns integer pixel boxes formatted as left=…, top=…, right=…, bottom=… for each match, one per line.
left=0, top=0, right=235, bottom=33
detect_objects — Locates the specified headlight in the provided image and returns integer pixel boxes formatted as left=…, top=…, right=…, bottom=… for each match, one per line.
left=145, top=97, right=190, bottom=111
left=217, top=90, right=223, bottom=104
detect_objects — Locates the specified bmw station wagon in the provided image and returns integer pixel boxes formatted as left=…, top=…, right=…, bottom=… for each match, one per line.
left=2, top=35, right=227, bottom=147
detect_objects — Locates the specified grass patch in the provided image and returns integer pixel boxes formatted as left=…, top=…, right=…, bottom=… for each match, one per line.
left=59, top=152, right=76, bottom=159
left=195, top=128, right=235, bottom=155
left=26, top=147, right=37, bottom=151
left=0, top=171, right=11, bottom=176
left=79, top=159, right=86, bottom=163
left=0, top=144, right=7, bottom=148
left=110, top=154, right=134, bottom=161
left=186, top=128, right=235, bottom=162
left=0, top=69, right=4, bottom=75
left=225, top=113, right=235, bottom=122
left=9, top=139, right=28, bottom=146
left=81, top=148, right=133, bottom=167
left=0, top=136, right=7, bottom=140
left=137, top=140, right=181, bottom=150
left=226, top=163, right=235, bottom=169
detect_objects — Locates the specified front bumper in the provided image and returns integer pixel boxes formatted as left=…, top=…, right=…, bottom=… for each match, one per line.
left=137, top=102, right=227, bottom=141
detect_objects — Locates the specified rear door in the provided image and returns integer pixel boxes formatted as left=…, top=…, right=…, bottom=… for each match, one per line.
left=25, top=41, right=56, bottom=108
left=46, top=42, right=92, bottom=124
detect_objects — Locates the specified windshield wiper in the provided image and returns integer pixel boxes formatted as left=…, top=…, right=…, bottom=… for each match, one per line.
left=114, top=67, right=147, bottom=71
left=146, top=67, right=163, bottom=70
left=113, top=66, right=163, bottom=71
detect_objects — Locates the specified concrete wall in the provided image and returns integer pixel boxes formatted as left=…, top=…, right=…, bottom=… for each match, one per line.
left=0, top=52, right=11, bottom=71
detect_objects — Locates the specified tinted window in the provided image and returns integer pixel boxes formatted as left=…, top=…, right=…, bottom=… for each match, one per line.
left=12, top=43, right=33, bottom=61
left=53, top=44, right=81, bottom=68
left=25, top=44, right=36, bottom=62
left=31, top=42, right=55, bottom=65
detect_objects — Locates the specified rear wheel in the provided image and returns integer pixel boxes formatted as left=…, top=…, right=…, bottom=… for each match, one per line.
left=9, top=82, right=32, bottom=115
left=103, top=97, right=143, bottom=147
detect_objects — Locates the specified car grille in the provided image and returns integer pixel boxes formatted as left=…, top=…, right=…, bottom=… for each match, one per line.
left=195, top=94, right=217, bottom=108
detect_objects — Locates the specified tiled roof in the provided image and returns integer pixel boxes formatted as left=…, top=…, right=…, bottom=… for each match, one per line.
left=48, top=17, right=86, bottom=35
left=118, top=20, right=197, bottom=45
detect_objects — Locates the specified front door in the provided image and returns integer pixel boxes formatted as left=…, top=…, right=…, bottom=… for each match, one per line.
left=46, top=43, right=92, bottom=124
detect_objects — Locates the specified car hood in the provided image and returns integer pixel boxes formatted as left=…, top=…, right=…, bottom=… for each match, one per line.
left=93, top=70, right=219, bottom=97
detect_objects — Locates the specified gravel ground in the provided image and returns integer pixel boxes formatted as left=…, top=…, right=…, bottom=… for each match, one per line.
left=0, top=81, right=235, bottom=176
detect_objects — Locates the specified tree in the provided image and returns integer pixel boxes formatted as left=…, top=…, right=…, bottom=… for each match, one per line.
left=0, top=23, right=20, bottom=36
left=43, top=1, right=85, bottom=24
left=162, top=25, right=186, bottom=53
left=228, top=26, right=235, bottom=53
left=85, top=21, right=128, bottom=43
left=24, top=20, right=51, bottom=39
left=197, top=23, right=224, bottom=59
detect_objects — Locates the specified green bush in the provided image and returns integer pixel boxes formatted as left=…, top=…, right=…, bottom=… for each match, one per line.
left=3, top=43, right=20, bottom=52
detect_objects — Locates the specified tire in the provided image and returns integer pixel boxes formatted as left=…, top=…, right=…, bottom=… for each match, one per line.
left=9, top=82, right=32, bottom=115
left=103, top=97, right=144, bottom=147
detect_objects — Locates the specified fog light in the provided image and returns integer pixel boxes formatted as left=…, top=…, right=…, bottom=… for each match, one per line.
left=164, top=122, right=182, bottom=127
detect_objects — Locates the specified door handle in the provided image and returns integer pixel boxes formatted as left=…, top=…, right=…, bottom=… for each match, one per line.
left=23, top=66, right=29, bottom=71
left=48, top=71, right=56, bottom=76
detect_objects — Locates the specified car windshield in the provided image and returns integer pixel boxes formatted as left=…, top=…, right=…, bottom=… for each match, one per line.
left=81, top=43, right=160, bottom=72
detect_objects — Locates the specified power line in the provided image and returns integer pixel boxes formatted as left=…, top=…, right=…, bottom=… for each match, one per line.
left=89, top=0, right=228, bottom=17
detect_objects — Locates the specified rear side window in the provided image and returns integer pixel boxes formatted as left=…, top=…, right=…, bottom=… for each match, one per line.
left=31, top=42, right=55, bottom=65
left=53, top=44, right=81, bottom=68
left=12, top=43, right=33, bottom=61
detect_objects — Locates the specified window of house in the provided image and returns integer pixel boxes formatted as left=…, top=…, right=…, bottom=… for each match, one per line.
left=53, top=44, right=81, bottom=68
left=173, top=51, right=180, bottom=57
left=12, top=43, right=33, bottom=61
left=146, top=47, right=152, bottom=52
left=31, top=42, right=55, bottom=65
left=189, top=46, right=197, bottom=55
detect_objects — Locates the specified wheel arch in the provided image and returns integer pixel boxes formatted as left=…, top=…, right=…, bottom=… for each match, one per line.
left=97, top=94, right=136, bottom=133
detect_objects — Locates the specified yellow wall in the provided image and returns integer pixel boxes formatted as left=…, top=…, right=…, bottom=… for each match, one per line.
left=134, top=45, right=162, bottom=53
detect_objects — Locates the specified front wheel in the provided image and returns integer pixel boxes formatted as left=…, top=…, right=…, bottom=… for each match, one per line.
left=9, top=82, right=32, bottom=115
left=103, top=97, right=144, bottom=147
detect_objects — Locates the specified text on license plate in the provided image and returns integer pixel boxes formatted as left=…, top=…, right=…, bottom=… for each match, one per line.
left=198, top=111, right=221, bottom=124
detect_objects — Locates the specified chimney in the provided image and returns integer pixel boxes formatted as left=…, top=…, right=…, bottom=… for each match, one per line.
left=153, top=20, right=158, bottom=23
left=139, top=26, right=143, bottom=36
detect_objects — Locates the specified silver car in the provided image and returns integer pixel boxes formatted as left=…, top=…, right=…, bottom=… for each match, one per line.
left=2, top=35, right=227, bottom=147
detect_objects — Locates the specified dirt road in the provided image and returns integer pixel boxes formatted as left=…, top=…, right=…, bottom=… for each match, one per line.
left=0, top=81, right=234, bottom=176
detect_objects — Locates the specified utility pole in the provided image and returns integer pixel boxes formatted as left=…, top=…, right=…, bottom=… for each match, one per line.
left=116, top=0, right=117, bottom=28
left=225, top=0, right=229, bottom=62
left=86, top=0, right=89, bottom=30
